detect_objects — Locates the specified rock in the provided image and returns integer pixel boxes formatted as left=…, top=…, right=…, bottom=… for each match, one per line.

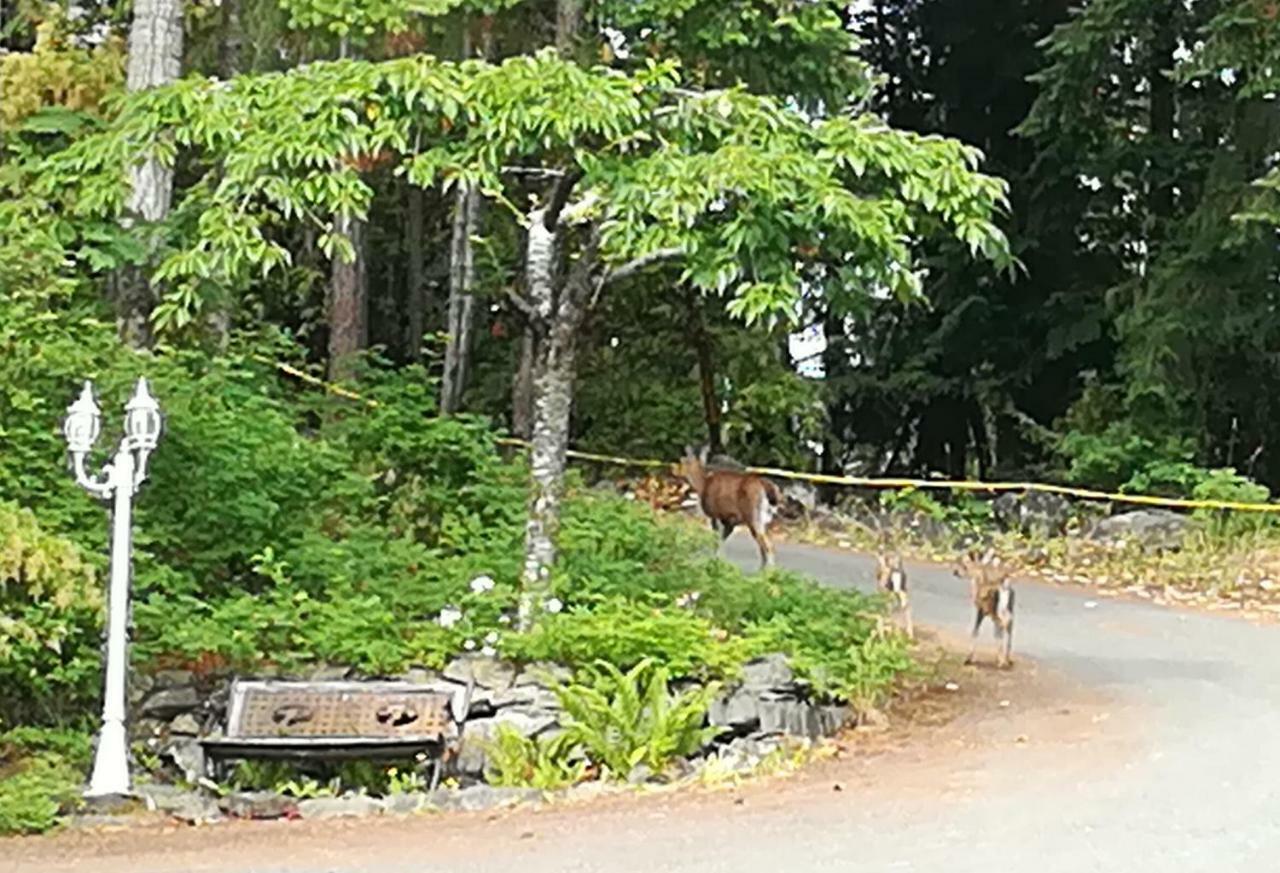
left=164, top=738, right=207, bottom=783
left=301, top=664, right=352, bottom=681
left=426, top=785, right=543, bottom=812
left=455, top=708, right=560, bottom=777
left=381, top=792, right=431, bottom=815
left=740, top=654, right=794, bottom=692
left=488, top=684, right=561, bottom=712
left=138, top=784, right=220, bottom=824
left=151, top=669, right=197, bottom=690
left=515, top=662, right=572, bottom=688
left=709, top=687, right=762, bottom=734
left=140, top=686, right=201, bottom=719
left=169, top=713, right=202, bottom=736
left=626, top=763, right=654, bottom=785
left=1089, top=510, right=1190, bottom=551
left=218, top=790, right=295, bottom=820
left=756, top=696, right=823, bottom=739
left=297, top=795, right=383, bottom=820
left=779, top=481, right=818, bottom=518
left=128, top=673, right=155, bottom=708
left=399, top=667, right=443, bottom=685
left=443, top=655, right=518, bottom=691
left=993, top=491, right=1073, bottom=536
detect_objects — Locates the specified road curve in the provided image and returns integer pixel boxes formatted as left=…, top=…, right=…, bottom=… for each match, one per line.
left=11, top=538, right=1280, bottom=873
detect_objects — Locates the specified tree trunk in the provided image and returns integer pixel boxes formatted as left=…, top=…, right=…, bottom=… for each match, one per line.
left=517, top=213, right=563, bottom=629
left=405, top=185, right=427, bottom=362
left=118, top=0, right=185, bottom=348
left=327, top=34, right=368, bottom=379
left=686, top=288, right=723, bottom=455
left=555, top=0, right=583, bottom=55
left=441, top=183, right=481, bottom=412
left=1149, top=9, right=1176, bottom=223
left=327, top=213, right=367, bottom=379
left=512, top=329, right=536, bottom=438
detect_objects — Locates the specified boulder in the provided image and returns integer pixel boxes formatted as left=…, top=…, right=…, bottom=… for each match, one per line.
left=139, top=686, right=201, bottom=719
left=443, top=655, right=518, bottom=691
left=1089, top=509, right=1190, bottom=551
left=381, top=792, right=431, bottom=815
left=164, top=738, right=207, bottom=784
left=218, top=790, right=295, bottom=819
left=993, top=491, right=1073, bottom=536
left=138, top=784, right=221, bottom=824
left=169, top=713, right=202, bottom=736
left=426, top=785, right=543, bottom=812
left=297, top=795, right=383, bottom=820
left=515, top=662, right=572, bottom=688
left=454, top=707, right=561, bottom=777
left=740, top=654, right=795, bottom=692
left=779, top=480, right=818, bottom=518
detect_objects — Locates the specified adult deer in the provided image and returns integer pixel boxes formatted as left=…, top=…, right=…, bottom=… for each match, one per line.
left=673, top=445, right=781, bottom=569
left=954, top=549, right=1015, bottom=668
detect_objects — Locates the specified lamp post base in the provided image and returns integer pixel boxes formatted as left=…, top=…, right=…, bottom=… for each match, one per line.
left=84, top=719, right=131, bottom=798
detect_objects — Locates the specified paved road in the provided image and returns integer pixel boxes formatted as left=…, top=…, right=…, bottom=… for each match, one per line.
left=14, top=539, right=1280, bottom=872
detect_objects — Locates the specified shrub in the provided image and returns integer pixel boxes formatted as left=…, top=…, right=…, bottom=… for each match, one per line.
left=0, top=727, right=91, bottom=836
left=0, top=502, right=103, bottom=725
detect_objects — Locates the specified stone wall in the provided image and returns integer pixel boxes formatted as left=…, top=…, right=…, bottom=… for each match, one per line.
left=129, top=651, right=851, bottom=801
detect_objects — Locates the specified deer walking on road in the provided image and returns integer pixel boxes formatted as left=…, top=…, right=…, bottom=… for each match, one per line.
left=674, top=445, right=781, bottom=570
left=875, top=551, right=914, bottom=640
left=954, top=549, right=1015, bottom=668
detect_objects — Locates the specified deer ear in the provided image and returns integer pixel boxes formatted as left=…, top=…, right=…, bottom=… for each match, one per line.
left=697, top=444, right=709, bottom=464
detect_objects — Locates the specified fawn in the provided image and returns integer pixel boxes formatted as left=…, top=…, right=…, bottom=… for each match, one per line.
left=673, top=445, right=781, bottom=569
left=954, top=549, right=1015, bottom=668
left=875, top=551, right=914, bottom=640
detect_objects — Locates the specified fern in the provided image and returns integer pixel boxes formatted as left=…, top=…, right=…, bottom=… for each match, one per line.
left=554, top=658, right=720, bottom=778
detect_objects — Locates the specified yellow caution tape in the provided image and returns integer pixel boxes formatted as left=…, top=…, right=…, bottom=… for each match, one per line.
left=261, top=356, right=1280, bottom=514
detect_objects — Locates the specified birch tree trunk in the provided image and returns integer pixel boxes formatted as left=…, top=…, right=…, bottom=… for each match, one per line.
left=512, top=331, right=537, bottom=439
left=516, top=210, right=599, bottom=630
left=118, top=0, right=185, bottom=348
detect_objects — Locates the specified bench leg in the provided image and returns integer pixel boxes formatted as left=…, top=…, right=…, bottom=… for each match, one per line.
left=428, top=757, right=443, bottom=792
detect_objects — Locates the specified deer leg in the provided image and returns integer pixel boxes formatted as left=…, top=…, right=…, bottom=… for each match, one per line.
left=748, top=525, right=774, bottom=570
left=719, top=521, right=735, bottom=541
left=965, top=609, right=984, bottom=665
left=1000, top=619, right=1014, bottom=668
left=902, top=601, right=914, bottom=641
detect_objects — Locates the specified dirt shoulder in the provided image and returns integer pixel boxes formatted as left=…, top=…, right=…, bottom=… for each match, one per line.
left=4, top=641, right=1131, bottom=873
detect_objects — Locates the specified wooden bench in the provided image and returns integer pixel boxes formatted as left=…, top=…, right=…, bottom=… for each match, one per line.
left=200, top=679, right=472, bottom=789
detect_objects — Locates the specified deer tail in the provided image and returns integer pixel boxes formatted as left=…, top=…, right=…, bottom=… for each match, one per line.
left=762, top=478, right=782, bottom=507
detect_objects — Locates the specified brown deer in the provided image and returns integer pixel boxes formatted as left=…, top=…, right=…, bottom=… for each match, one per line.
left=673, top=445, right=781, bottom=569
left=875, top=551, right=913, bottom=640
left=954, top=549, right=1015, bottom=668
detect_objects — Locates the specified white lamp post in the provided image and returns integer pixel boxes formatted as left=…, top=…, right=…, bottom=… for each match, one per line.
left=64, top=378, right=163, bottom=799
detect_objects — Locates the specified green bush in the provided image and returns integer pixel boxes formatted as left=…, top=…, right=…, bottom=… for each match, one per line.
left=0, top=291, right=911, bottom=733
left=0, top=727, right=91, bottom=836
left=0, top=503, right=103, bottom=725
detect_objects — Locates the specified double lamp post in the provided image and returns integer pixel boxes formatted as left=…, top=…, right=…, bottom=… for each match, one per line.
left=62, top=378, right=163, bottom=799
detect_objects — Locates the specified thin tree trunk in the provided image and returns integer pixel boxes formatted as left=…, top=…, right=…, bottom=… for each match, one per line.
left=328, top=213, right=367, bottom=379
left=512, top=329, right=536, bottom=438
left=686, top=288, right=723, bottom=455
left=442, top=183, right=480, bottom=412
left=118, top=0, right=185, bottom=348
left=1149, top=9, right=1176, bottom=223
left=405, top=185, right=427, bottom=362
left=328, top=33, right=368, bottom=379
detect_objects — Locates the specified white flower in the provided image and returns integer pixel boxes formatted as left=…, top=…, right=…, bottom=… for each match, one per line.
left=437, top=606, right=463, bottom=628
left=544, top=597, right=564, bottom=614
left=484, top=631, right=500, bottom=645
left=676, top=591, right=702, bottom=609
left=469, top=575, right=496, bottom=594
left=480, top=645, right=497, bottom=657
left=463, top=638, right=476, bottom=651
left=498, top=614, right=512, bottom=625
